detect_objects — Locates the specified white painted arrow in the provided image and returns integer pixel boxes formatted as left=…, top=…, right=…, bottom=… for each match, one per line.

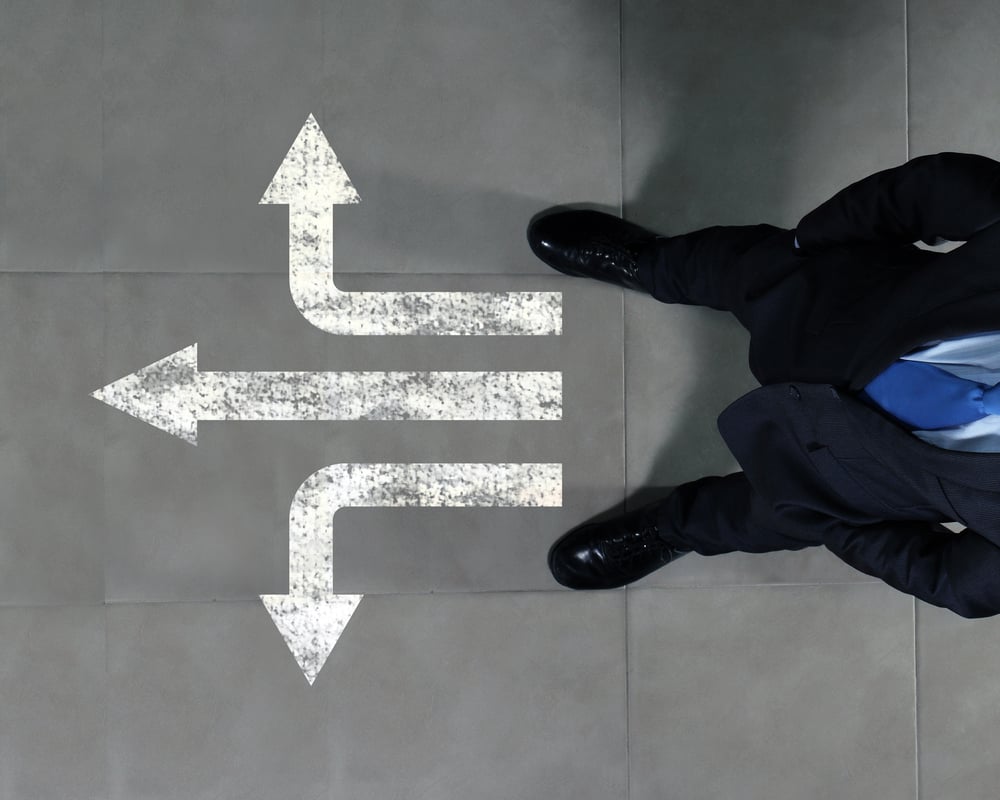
left=90, top=343, right=562, bottom=445
left=261, top=462, right=562, bottom=684
left=259, top=113, right=562, bottom=336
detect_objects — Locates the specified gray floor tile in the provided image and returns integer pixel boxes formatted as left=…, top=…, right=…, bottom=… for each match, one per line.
left=102, top=271, right=623, bottom=600
left=102, top=0, right=325, bottom=274
left=0, top=605, right=108, bottom=799
left=622, top=0, right=906, bottom=234
left=0, top=0, right=103, bottom=272
left=623, top=0, right=907, bottom=588
left=907, top=5, right=1000, bottom=792
left=0, top=274, right=105, bottom=605
left=107, top=601, right=331, bottom=800
left=909, top=0, right=1000, bottom=157
left=917, top=604, right=1000, bottom=798
left=102, top=272, right=332, bottom=601
left=628, top=584, right=916, bottom=800
left=319, top=0, right=621, bottom=275
left=321, top=590, right=627, bottom=799
left=103, top=0, right=619, bottom=278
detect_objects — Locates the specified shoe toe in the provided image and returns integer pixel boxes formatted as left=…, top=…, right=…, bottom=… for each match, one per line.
left=527, top=209, right=607, bottom=271
left=527, top=212, right=571, bottom=267
left=547, top=523, right=617, bottom=590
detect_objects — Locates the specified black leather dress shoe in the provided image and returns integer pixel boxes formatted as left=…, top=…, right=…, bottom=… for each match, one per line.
left=548, top=500, right=691, bottom=590
left=527, top=209, right=664, bottom=293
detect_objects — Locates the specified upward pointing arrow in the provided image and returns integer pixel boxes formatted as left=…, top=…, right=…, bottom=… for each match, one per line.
left=259, top=113, right=562, bottom=336
left=258, top=113, right=361, bottom=207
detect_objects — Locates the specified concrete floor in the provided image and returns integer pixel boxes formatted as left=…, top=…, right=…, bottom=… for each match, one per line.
left=1, top=0, right=998, bottom=797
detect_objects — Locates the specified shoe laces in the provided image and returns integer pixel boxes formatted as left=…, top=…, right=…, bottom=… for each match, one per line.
left=604, top=522, right=669, bottom=569
left=579, top=233, right=643, bottom=279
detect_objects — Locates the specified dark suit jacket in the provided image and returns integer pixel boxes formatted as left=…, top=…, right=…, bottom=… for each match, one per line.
left=714, top=152, right=1000, bottom=618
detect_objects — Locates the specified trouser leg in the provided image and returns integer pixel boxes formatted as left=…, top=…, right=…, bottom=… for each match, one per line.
left=635, top=223, right=790, bottom=318
left=652, top=470, right=1000, bottom=617
left=630, top=220, right=981, bottom=609
left=653, top=472, right=823, bottom=556
left=632, top=223, right=820, bottom=556
left=822, top=519, right=1000, bottom=618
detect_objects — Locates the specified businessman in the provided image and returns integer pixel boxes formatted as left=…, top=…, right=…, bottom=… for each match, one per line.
left=529, top=152, right=1000, bottom=618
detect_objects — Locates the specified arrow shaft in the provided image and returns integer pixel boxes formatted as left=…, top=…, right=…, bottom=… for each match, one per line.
left=289, top=463, right=563, bottom=596
left=264, top=461, right=562, bottom=686
left=288, top=205, right=333, bottom=304
left=286, top=206, right=562, bottom=336
left=196, top=370, right=561, bottom=421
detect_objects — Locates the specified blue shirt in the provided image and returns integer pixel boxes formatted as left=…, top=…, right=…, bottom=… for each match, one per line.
left=794, top=233, right=1000, bottom=452
left=894, top=332, right=1000, bottom=452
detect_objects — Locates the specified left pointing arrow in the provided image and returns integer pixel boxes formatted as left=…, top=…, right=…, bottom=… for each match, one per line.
left=91, top=343, right=562, bottom=445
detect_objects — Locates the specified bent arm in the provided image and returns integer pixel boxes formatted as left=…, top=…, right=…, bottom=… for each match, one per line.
left=795, top=152, right=1000, bottom=254
left=823, top=518, right=1000, bottom=618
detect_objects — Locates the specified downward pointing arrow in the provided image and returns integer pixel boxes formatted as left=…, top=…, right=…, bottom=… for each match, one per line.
left=261, top=462, right=562, bottom=684
left=260, top=113, right=562, bottom=336
left=91, top=343, right=562, bottom=445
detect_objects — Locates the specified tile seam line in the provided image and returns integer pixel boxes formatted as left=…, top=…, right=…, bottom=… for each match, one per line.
left=2, top=581, right=890, bottom=609
left=619, top=1, right=630, bottom=798
left=100, top=0, right=111, bottom=646
left=1, top=270, right=562, bottom=277
left=903, top=0, right=918, bottom=797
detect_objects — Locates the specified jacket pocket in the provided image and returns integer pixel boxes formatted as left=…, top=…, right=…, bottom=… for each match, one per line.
left=806, top=446, right=917, bottom=515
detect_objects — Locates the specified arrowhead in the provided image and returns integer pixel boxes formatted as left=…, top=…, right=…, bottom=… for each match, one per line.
left=259, top=113, right=362, bottom=207
left=91, top=343, right=200, bottom=445
left=260, top=593, right=363, bottom=685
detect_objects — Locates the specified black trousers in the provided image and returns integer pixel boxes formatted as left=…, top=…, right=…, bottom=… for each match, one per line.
left=633, top=222, right=845, bottom=556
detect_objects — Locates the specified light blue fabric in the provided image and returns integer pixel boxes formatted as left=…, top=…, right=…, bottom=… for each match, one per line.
left=793, top=229, right=1000, bottom=451
left=862, top=360, right=1000, bottom=429
left=872, top=331, right=1000, bottom=452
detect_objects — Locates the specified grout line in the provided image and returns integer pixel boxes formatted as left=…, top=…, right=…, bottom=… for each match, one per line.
left=903, top=0, right=919, bottom=797
left=0, top=270, right=563, bottom=277
left=100, top=0, right=106, bottom=275
left=100, top=0, right=111, bottom=620
left=619, top=4, right=625, bottom=223
left=913, top=599, right=920, bottom=799
left=904, top=0, right=910, bottom=165
left=623, top=588, right=631, bottom=800
left=0, top=580, right=888, bottom=610
left=619, top=0, right=630, bottom=795
left=321, top=0, right=325, bottom=109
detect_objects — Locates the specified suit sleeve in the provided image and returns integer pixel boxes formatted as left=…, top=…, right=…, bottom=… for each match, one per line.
left=823, top=519, right=1000, bottom=618
left=794, top=152, right=1000, bottom=255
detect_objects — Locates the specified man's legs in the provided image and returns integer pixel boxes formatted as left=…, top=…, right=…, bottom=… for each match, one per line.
left=633, top=222, right=791, bottom=321
left=533, top=215, right=838, bottom=587
left=655, top=473, right=822, bottom=556
left=630, top=222, right=826, bottom=555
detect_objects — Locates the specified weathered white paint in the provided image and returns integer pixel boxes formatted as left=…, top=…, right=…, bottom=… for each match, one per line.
left=259, top=114, right=562, bottom=336
left=261, top=462, right=563, bottom=684
left=91, top=343, right=562, bottom=444
left=95, top=114, right=568, bottom=690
